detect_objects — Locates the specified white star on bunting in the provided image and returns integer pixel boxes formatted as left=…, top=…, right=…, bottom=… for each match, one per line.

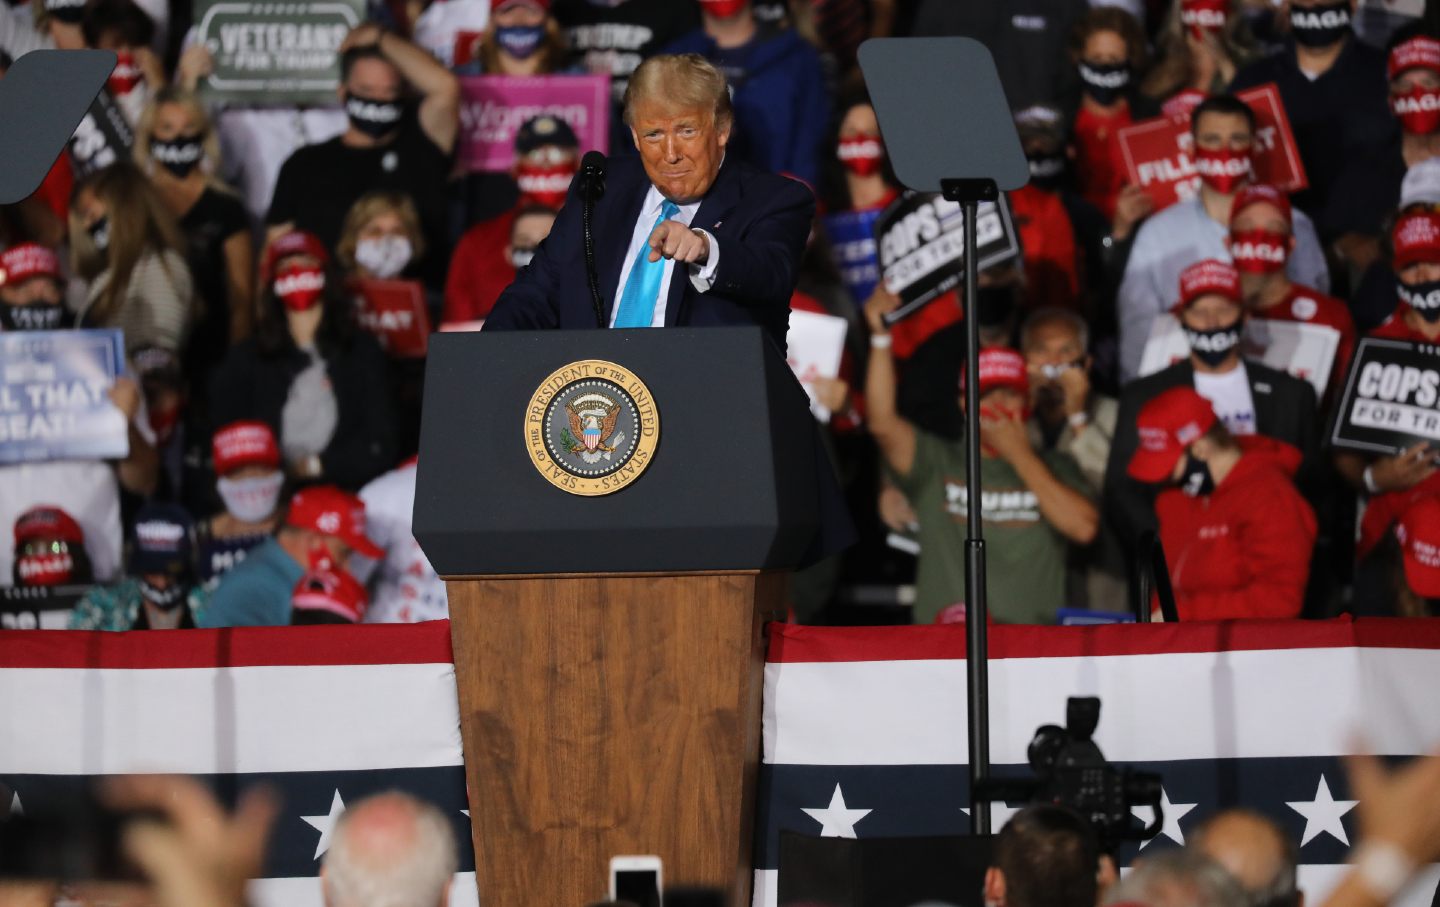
left=1133, top=786, right=1197, bottom=848
left=301, top=789, right=347, bottom=860
left=801, top=783, right=872, bottom=838
left=960, top=801, right=1023, bottom=830
left=9, top=791, right=21, bottom=816
left=1286, top=774, right=1357, bottom=846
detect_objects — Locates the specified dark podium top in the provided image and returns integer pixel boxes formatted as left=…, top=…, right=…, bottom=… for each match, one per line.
left=413, top=326, right=846, bottom=576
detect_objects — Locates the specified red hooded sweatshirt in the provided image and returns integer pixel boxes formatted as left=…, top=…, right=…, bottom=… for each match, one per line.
left=1155, top=449, right=1316, bottom=621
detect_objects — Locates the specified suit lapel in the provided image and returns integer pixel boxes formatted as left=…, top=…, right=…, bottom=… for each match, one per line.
left=665, top=158, right=741, bottom=327
left=598, top=165, right=649, bottom=324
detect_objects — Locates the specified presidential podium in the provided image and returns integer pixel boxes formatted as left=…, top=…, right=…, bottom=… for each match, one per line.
left=413, top=327, right=830, bottom=907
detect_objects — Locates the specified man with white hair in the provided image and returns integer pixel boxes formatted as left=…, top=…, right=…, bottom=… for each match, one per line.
left=321, top=792, right=458, bottom=907
left=1104, top=848, right=1245, bottom=907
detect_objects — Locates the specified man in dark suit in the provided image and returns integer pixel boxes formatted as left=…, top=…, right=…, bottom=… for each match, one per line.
left=483, top=52, right=814, bottom=350
left=1104, top=259, right=1319, bottom=550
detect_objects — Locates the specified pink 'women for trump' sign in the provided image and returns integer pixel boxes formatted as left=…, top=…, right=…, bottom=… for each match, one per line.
left=458, top=74, right=610, bottom=173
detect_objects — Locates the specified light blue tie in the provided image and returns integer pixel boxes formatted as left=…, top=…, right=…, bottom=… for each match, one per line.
left=613, top=200, right=681, bottom=328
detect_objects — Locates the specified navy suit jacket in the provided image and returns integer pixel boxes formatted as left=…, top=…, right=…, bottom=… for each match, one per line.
left=482, top=153, right=814, bottom=350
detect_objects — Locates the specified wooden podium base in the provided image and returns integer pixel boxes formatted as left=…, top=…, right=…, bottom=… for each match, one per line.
left=447, top=571, right=787, bottom=907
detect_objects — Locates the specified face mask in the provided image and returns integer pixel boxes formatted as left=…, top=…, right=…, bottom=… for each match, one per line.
left=88, top=216, right=110, bottom=253
left=345, top=93, right=403, bottom=139
left=107, top=50, right=142, bottom=96
left=16, top=551, right=73, bottom=586
left=1399, top=277, right=1440, bottom=322
left=1039, top=360, right=1084, bottom=381
left=1027, top=153, right=1067, bottom=189
left=217, top=472, right=285, bottom=523
left=495, top=24, right=546, bottom=58
left=1077, top=60, right=1131, bottom=106
left=1184, top=320, right=1243, bottom=367
left=1289, top=0, right=1351, bottom=47
left=140, top=578, right=188, bottom=609
left=0, top=302, right=65, bottom=332
left=1179, top=452, right=1216, bottom=497
left=837, top=135, right=885, bottom=177
left=511, top=247, right=536, bottom=269
left=274, top=262, right=326, bottom=312
left=699, top=0, right=747, bottom=16
left=516, top=163, right=575, bottom=208
left=150, top=135, right=204, bottom=178
left=1230, top=228, right=1289, bottom=274
left=355, top=235, right=413, bottom=279
left=1180, top=0, right=1228, bottom=38
left=1193, top=145, right=1252, bottom=194
left=1392, top=85, right=1440, bottom=135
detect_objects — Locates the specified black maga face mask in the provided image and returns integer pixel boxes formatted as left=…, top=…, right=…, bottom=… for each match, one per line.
left=1078, top=60, right=1131, bottom=106
left=150, top=134, right=204, bottom=178
left=139, top=577, right=188, bottom=610
left=345, top=92, right=404, bottom=138
left=1027, top=153, right=1067, bottom=189
left=1184, top=320, right=1242, bottom=368
left=1179, top=453, right=1216, bottom=497
left=1400, top=278, right=1440, bottom=323
left=0, top=302, right=66, bottom=332
left=1289, top=0, right=1351, bottom=47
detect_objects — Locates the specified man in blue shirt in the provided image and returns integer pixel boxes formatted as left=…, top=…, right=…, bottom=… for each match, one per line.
left=200, top=485, right=382, bottom=628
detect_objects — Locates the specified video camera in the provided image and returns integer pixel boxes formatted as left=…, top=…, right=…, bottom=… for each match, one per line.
left=973, top=697, right=1164, bottom=851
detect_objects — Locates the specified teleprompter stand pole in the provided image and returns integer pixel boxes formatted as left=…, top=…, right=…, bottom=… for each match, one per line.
left=943, top=177, right=999, bottom=836
left=859, top=34, right=1030, bottom=840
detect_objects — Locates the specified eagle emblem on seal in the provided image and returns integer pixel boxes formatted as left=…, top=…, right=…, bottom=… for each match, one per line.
left=564, top=392, right=627, bottom=464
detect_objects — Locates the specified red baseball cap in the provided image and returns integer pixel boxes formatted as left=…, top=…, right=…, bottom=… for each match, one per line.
left=285, top=485, right=383, bottom=558
left=1127, top=387, right=1218, bottom=483
left=14, top=505, right=84, bottom=546
left=1393, top=210, right=1440, bottom=269
left=1389, top=36, right=1440, bottom=80
left=1397, top=495, right=1440, bottom=597
left=291, top=564, right=369, bottom=623
left=212, top=420, right=281, bottom=475
left=962, top=347, right=1030, bottom=398
left=1173, top=258, right=1241, bottom=313
left=262, top=230, right=329, bottom=285
left=1230, top=184, right=1292, bottom=227
left=0, top=243, right=61, bottom=287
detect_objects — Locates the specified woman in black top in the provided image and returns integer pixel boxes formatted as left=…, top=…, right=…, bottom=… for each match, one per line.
left=134, top=87, right=253, bottom=399
left=209, top=230, right=395, bottom=492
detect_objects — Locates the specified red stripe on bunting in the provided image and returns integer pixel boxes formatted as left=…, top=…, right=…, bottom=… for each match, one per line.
left=765, top=617, right=1440, bottom=663
left=0, top=620, right=454, bottom=669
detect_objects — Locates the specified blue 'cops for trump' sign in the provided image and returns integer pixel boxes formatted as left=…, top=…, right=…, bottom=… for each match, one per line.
left=0, top=329, right=128, bottom=464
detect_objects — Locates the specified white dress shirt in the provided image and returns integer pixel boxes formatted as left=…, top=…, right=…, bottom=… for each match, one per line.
left=608, top=184, right=722, bottom=327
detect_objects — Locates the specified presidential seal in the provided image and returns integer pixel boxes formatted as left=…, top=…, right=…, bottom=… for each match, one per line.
left=524, top=359, right=660, bottom=496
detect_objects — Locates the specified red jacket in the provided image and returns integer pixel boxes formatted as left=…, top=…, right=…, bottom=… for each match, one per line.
left=1156, top=450, right=1317, bottom=621
left=442, top=208, right=519, bottom=325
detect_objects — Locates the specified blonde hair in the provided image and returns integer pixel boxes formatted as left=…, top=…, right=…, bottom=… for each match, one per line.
left=335, top=191, right=426, bottom=273
left=622, top=53, right=734, bottom=131
left=69, top=162, right=187, bottom=325
left=133, top=87, right=226, bottom=186
left=1141, top=0, right=1259, bottom=100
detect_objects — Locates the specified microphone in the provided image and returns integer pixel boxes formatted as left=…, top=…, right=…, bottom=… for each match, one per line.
left=579, top=151, right=607, bottom=327
left=579, top=150, right=607, bottom=201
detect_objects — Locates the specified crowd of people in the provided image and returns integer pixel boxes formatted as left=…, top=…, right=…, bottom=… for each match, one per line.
left=4, top=0, right=1440, bottom=627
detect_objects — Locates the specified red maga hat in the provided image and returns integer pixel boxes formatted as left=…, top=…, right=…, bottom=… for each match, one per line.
left=1174, top=258, right=1241, bottom=313
left=13, top=505, right=84, bottom=546
left=262, top=230, right=329, bottom=285
left=212, top=421, right=281, bottom=475
left=0, top=243, right=61, bottom=287
left=1393, top=210, right=1440, bottom=269
left=1230, top=184, right=1292, bottom=226
left=961, top=347, right=1030, bottom=398
left=1390, top=36, right=1440, bottom=80
left=1398, top=496, right=1440, bottom=598
left=1127, top=387, right=1218, bottom=484
left=285, top=485, right=383, bottom=559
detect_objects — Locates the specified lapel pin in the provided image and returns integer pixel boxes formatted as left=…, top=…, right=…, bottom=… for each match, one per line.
left=713, top=221, right=723, bottom=229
